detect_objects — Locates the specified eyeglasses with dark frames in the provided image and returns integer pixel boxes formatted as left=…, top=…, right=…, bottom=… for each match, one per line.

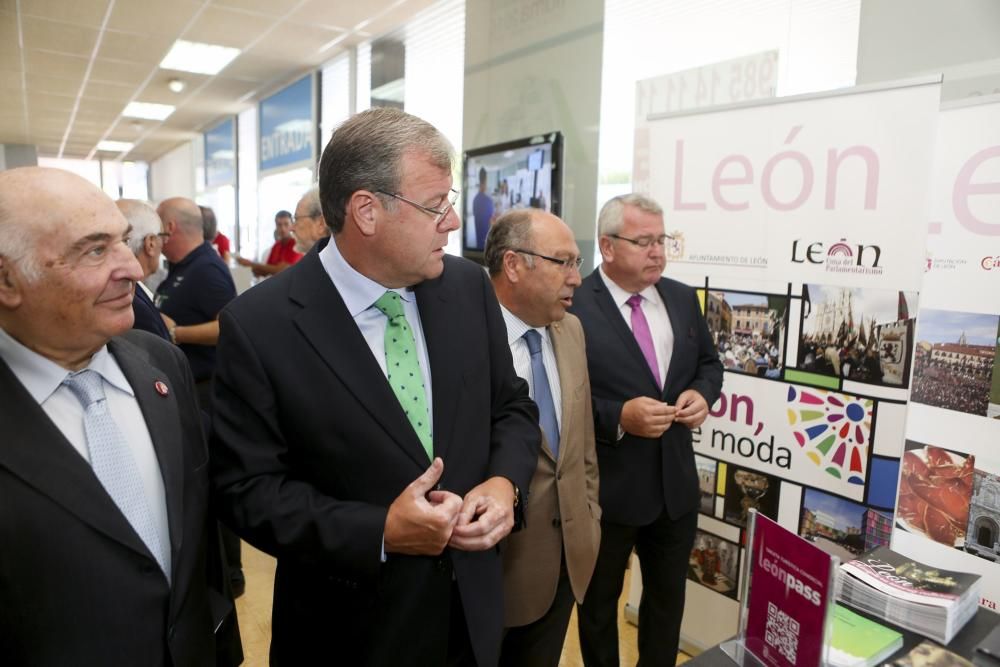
left=292, top=215, right=316, bottom=225
left=513, top=249, right=584, bottom=272
left=376, top=189, right=460, bottom=224
left=608, top=233, right=673, bottom=248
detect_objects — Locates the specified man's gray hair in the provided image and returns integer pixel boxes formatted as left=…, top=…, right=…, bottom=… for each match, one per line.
left=301, top=185, right=323, bottom=220
left=484, top=209, right=535, bottom=276
left=318, top=107, right=453, bottom=234
left=0, top=211, right=41, bottom=283
left=596, top=193, right=663, bottom=237
left=118, top=199, right=162, bottom=255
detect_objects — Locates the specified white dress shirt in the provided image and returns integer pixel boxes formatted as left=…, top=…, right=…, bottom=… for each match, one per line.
left=599, top=265, right=674, bottom=387
left=319, top=235, right=434, bottom=434
left=499, top=305, right=563, bottom=431
left=0, top=326, right=171, bottom=566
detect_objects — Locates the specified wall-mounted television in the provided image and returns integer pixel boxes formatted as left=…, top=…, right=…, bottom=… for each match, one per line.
left=462, top=131, right=563, bottom=254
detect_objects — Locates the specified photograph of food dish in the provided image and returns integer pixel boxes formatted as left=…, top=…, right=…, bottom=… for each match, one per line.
left=896, top=442, right=974, bottom=547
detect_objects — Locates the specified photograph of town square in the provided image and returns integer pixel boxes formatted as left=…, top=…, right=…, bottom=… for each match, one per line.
left=799, top=487, right=893, bottom=561
left=797, top=284, right=917, bottom=386
left=688, top=529, right=740, bottom=599
left=704, top=290, right=788, bottom=378
left=695, top=454, right=717, bottom=515
left=910, top=310, right=999, bottom=417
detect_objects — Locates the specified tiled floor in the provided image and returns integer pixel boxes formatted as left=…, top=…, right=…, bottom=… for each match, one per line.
left=235, top=542, right=689, bottom=666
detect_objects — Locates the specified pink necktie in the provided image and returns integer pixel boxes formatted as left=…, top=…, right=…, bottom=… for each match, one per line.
left=627, top=294, right=661, bottom=388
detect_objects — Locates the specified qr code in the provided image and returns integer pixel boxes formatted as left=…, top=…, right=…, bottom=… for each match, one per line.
left=764, top=601, right=799, bottom=663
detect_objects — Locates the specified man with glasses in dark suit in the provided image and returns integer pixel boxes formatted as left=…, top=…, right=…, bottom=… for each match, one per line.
left=211, top=108, right=540, bottom=667
left=570, top=194, right=723, bottom=667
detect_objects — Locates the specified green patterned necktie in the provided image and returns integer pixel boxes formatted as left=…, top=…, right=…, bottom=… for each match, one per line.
left=374, top=291, right=433, bottom=460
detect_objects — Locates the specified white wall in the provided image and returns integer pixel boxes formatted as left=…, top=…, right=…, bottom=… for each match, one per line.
left=857, top=0, right=1000, bottom=100
left=463, top=0, right=605, bottom=271
left=149, top=141, right=196, bottom=203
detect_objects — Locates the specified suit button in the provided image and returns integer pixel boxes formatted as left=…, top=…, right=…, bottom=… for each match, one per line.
left=552, top=517, right=561, bottom=528
left=556, top=471, right=563, bottom=481
left=168, top=625, right=176, bottom=640
left=435, top=558, right=447, bottom=571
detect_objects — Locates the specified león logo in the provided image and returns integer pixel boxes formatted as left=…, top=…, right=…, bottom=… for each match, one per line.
left=791, top=237, right=884, bottom=276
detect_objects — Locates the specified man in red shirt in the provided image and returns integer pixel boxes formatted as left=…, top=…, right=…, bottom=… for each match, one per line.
left=236, top=210, right=303, bottom=277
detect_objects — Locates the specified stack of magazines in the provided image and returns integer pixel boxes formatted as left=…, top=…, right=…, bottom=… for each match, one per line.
left=838, top=546, right=981, bottom=644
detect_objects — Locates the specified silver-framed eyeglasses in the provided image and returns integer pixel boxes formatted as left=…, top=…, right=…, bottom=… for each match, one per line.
left=609, top=233, right=673, bottom=248
left=376, top=188, right=460, bottom=224
left=514, top=249, right=584, bottom=272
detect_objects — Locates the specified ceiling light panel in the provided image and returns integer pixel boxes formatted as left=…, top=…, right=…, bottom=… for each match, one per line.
left=122, top=101, right=176, bottom=120
left=96, top=140, right=134, bottom=152
left=159, top=39, right=241, bottom=75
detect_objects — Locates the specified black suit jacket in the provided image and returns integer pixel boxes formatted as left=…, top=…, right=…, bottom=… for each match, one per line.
left=133, top=283, right=170, bottom=340
left=210, top=251, right=540, bottom=667
left=0, top=330, right=220, bottom=666
left=568, top=270, right=723, bottom=525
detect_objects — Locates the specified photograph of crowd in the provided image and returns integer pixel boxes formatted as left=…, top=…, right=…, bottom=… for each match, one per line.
left=687, top=529, right=740, bottom=600
left=721, top=466, right=781, bottom=528
left=800, top=488, right=893, bottom=562
left=910, top=310, right=999, bottom=417
left=695, top=454, right=717, bottom=515
left=797, top=284, right=917, bottom=387
left=705, top=290, right=787, bottom=379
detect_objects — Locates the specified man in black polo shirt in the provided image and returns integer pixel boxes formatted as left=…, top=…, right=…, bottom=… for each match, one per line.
left=156, top=196, right=237, bottom=407
left=156, top=195, right=242, bottom=596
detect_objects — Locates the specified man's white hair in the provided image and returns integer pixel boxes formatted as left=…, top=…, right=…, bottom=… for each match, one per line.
left=118, top=199, right=162, bottom=255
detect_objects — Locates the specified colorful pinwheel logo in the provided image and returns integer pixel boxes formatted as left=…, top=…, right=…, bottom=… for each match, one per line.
left=785, top=386, right=873, bottom=485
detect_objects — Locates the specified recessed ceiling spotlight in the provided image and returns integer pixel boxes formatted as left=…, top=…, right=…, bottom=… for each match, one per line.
left=167, top=77, right=186, bottom=93
left=123, top=102, right=176, bottom=121
left=160, top=39, right=241, bottom=75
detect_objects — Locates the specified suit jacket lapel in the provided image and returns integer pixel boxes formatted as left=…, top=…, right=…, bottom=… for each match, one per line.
left=0, top=355, right=154, bottom=561
left=548, top=322, right=578, bottom=467
left=590, top=271, right=661, bottom=393
left=289, top=254, right=430, bottom=470
left=413, top=274, right=461, bottom=463
left=108, top=336, right=184, bottom=569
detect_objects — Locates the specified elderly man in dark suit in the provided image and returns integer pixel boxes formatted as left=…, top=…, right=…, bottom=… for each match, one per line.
left=0, top=167, right=227, bottom=665
left=570, top=194, right=723, bottom=667
left=210, top=107, right=541, bottom=667
left=118, top=198, right=171, bottom=340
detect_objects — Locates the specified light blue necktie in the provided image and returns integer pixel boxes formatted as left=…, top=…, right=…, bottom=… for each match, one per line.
left=64, top=369, right=170, bottom=581
left=523, top=330, right=559, bottom=459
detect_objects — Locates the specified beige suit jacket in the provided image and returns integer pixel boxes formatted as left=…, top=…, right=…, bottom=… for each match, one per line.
left=502, top=313, right=601, bottom=627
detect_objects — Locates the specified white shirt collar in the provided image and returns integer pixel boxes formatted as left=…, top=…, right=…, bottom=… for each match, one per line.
left=599, top=264, right=660, bottom=308
left=499, top=304, right=549, bottom=347
left=318, top=235, right=414, bottom=314
left=0, top=326, right=134, bottom=403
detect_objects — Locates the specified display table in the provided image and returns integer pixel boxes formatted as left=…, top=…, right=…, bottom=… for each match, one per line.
left=686, top=608, right=999, bottom=667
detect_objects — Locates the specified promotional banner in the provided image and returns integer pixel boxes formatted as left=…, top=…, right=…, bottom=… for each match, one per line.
left=259, top=74, right=315, bottom=173
left=635, top=79, right=942, bottom=649
left=892, top=94, right=1000, bottom=611
left=204, top=117, right=235, bottom=188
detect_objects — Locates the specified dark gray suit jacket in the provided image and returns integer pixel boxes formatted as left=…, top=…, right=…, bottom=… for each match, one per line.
left=0, top=330, right=220, bottom=666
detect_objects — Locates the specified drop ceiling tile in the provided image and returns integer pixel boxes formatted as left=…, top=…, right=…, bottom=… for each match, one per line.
left=107, top=0, right=203, bottom=38
left=287, top=0, right=393, bottom=31
left=184, top=5, right=275, bottom=50
left=210, top=0, right=290, bottom=18
left=247, top=21, right=345, bottom=65
left=362, top=1, right=435, bottom=38
left=219, top=53, right=296, bottom=83
left=24, top=49, right=89, bottom=80
left=76, top=95, right=126, bottom=115
left=19, top=0, right=110, bottom=29
left=21, top=16, right=100, bottom=57
left=89, top=57, right=153, bottom=87
left=99, top=29, right=174, bottom=66
left=83, top=79, right=136, bottom=101
left=27, top=91, right=77, bottom=111
left=25, top=73, right=82, bottom=97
